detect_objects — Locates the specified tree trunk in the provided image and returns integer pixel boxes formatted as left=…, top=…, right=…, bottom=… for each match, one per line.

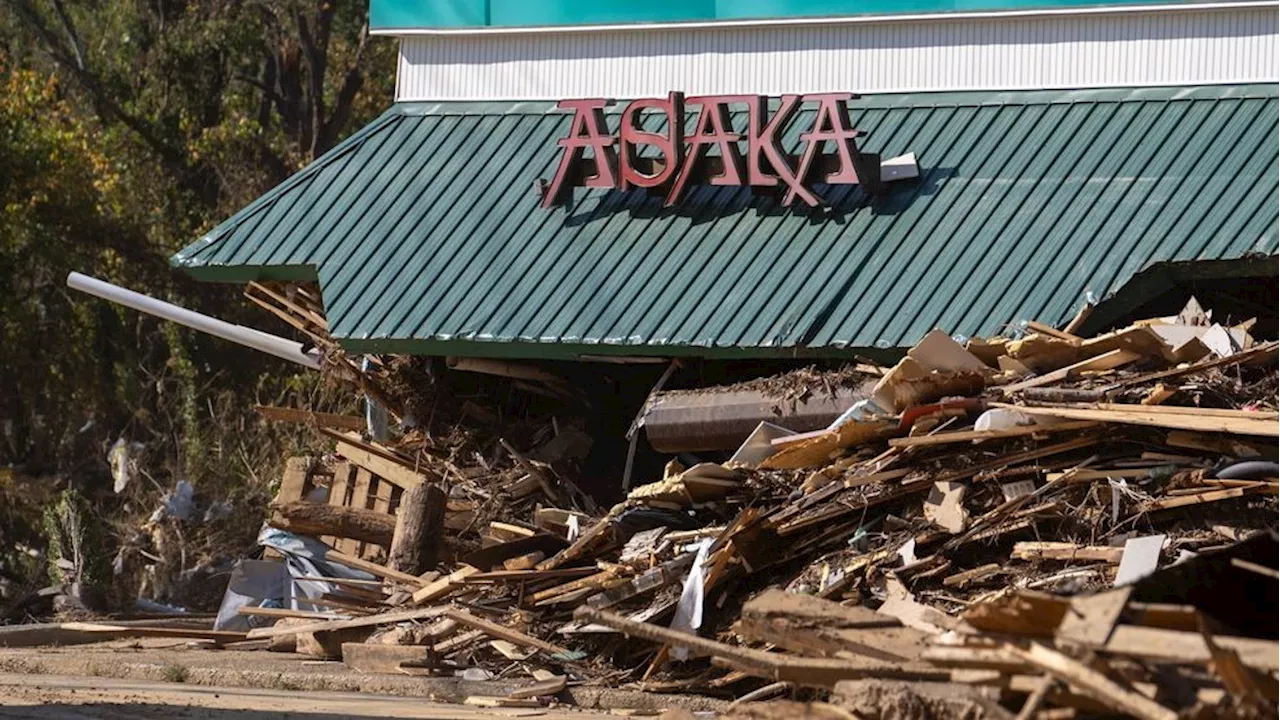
left=389, top=484, right=447, bottom=575
left=268, top=502, right=394, bottom=546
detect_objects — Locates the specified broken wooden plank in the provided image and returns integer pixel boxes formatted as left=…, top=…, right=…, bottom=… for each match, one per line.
left=322, top=429, right=431, bottom=489
left=995, top=402, right=1279, bottom=438
left=410, top=565, right=480, bottom=604
left=246, top=606, right=451, bottom=640
left=254, top=405, right=364, bottom=431
left=1008, top=642, right=1178, bottom=720
left=1012, top=542, right=1124, bottom=564
left=1002, top=349, right=1141, bottom=394
left=1105, top=625, right=1279, bottom=670
left=444, top=608, right=573, bottom=657
left=889, top=421, right=1097, bottom=448
left=1139, top=483, right=1277, bottom=511
left=237, top=607, right=345, bottom=621
left=322, top=548, right=429, bottom=588
left=1055, top=587, right=1131, bottom=646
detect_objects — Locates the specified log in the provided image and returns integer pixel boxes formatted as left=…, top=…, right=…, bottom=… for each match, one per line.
left=269, top=501, right=395, bottom=546
left=389, top=483, right=447, bottom=575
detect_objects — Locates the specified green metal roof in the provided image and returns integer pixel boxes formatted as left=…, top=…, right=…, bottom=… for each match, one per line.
left=173, top=85, right=1279, bottom=360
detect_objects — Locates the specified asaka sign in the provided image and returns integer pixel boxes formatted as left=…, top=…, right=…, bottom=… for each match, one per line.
left=540, top=92, right=881, bottom=209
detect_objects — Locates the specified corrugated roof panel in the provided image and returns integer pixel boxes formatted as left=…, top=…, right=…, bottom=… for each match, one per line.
left=172, top=85, right=1280, bottom=358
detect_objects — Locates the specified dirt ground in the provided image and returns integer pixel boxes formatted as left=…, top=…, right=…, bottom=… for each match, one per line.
left=0, top=673, right=617, bottom=719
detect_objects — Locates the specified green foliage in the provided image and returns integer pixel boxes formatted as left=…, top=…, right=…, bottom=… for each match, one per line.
left=0, top=0, right=392, bottom=606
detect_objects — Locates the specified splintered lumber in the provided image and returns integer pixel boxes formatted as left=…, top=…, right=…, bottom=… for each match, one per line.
left=576, top=607, right=947, bottom=688
left=995, top=402, right=1279, bottom=437
left=411, top=565, right=480, bottom=604
left=444, top=608, right=572, bottom=657
left=1104, top=625, right=1279, bottom=670
left=53, top=622, right=247, bottom=645
left=275, top=457, right=312, bottom=504
left=889, top=420, right=1097, bottom=448
left=246, top=606, right=451, bottom=640
left=1002, top=349, right=1141, bottom=393
left=323, top=429, right=431, bottom=489
left=1055, top=588, right=1132, bottom=646
left=237, top=607, right=345, bottom=621
left=269, top=502, right=395, bottom=546
left=254, top=405, right=364, bottom=430
left=389, top=483, right=447, bottom=576
left=1138, top=483, right=1277, bottom=511
left=1012, top=542, right=1125, bottom=564
left=322, top=548, right=429, bottom=587
left=1026, top=321, right=1082, bottom=344
left=1008, top=642, right=1178, bottom=720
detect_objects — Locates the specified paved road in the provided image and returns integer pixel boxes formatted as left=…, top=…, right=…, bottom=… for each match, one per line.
left=0, top=673, right=618, bottom=719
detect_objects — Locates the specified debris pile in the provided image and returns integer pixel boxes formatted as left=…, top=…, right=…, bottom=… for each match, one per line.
left=44, top=282, right=1280, bottom=717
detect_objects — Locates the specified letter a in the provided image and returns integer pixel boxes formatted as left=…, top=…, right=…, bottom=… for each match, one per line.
left=542, top=99, right=617, bottom=208
left=789, top=93, right=869, bottom=206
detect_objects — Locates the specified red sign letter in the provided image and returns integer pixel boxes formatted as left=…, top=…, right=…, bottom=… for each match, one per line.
left=542, top=99, right=617, bottom=208
left=745, top=95, right=820, bottom=207
left=619, top=92, right=684, bottom=191
left=790, top=93, right=865, bottom=206
left=666, top=95, right=745, bottom=206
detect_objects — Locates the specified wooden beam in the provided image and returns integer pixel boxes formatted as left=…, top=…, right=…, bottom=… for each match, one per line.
left=245, top=606, right=450, bottom=640
left=991, top=402, right=1279, bottom=438
left=254, top=406, right=364, bottom=431
left=322, top=548, right=429, bottom=587
left=1139, top=483, right=1276, bottom=511
left=1008, top=642, right=1177, bottom=720
left=444, top=608, right=572, bottom=657
left=321, top=429, right=432, bottom=490
left=237, top=607, right=345, bottom=621
left=889, top=421, right=1097, bottom=448
left=1012, top=542, right=1124, bottom=563
left=1001, top=349, right=1141, bottom=394
left=411, top=565, right=480, bottom=604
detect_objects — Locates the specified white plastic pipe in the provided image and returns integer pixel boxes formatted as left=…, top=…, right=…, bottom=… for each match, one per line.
left=67, top=272, right=322, bottom=370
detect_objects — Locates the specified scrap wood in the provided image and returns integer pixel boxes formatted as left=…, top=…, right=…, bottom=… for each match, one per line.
left=411, top=565, right=480, bottom=604
left=1138, top=483, right=1277, bottom=511
left=52, top=622, right=247, bottom=645
left=1006, top=642, right=1178, bottom=720
left=322, top=429, right=432, bottom=489
left=1012, top=542, right=1124, bottom=564
left=888, top=420, right=1097, bottom=448
left=444, top=607, right=574, bottom=658
left=1197, top=618, right=1277, bottom=707
left=991, top=401, right=1279, bottom=437
left=1103, top=625, right=1279, bottom=670
left=1001, top=348, right=1142, bottom=394
left=323, top=548, right=428, bottom=587
left=253, top=405, right=364, bottom=430
left=245, top=605, right=450, bottom=640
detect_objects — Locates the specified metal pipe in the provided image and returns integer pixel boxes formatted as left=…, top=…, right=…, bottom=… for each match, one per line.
left=67, top=272, right=322, bottom=369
